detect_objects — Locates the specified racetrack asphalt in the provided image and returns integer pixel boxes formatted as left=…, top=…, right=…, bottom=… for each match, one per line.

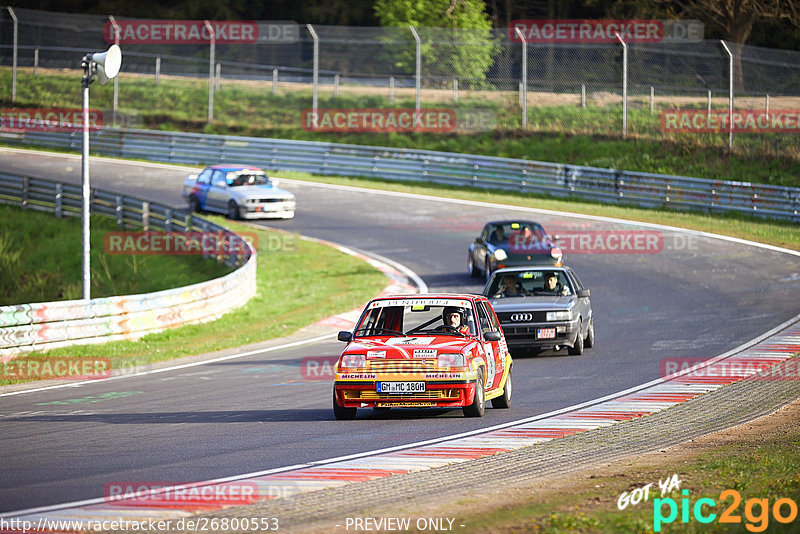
left=0, top=148, right=798, bottom=515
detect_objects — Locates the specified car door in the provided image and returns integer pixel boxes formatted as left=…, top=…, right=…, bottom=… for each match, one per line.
left=567, top=268, right=591, bottom=331
left=476, top=300, right=505, bottom=390
left=206, top=170, right=229, bottom=213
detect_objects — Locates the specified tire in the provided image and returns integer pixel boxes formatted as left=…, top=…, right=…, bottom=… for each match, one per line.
left=585, top=317, right=595, bottom=348
left=332, top=389, right=357, bottom=420
left=491, top=368, right=512, bottom=409
left=484, top=259, right=493, bottom=283
left=468, top=252, right=480, bottom=278
left=227, top=200, right=240, bottom=220
left=189, top=196, right=201, bottom=213
left=463, top=368, right=485, bottom=417
left=568, top=320, right=584, bottom=355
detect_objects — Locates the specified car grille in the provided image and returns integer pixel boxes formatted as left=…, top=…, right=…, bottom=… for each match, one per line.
left=496, top=311, right=549, bottom=323
left=367, top=360, right=436, bottom=373
left=255, top=198, right=292, bottom=203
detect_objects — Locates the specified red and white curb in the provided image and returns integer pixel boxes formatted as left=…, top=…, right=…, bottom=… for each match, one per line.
left=5, top=318, right=798, bottom=527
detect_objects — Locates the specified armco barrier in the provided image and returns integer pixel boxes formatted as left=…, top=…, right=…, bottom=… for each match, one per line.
left=0, top=173, right=256, bottom=357
left=2, top=127, right=799, bottom=221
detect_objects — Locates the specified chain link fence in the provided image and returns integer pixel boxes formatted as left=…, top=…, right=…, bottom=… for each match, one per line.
left=2, top=7, right=800, bottom=157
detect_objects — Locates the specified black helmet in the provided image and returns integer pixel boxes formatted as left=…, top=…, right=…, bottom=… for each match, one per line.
left=442, top=306, right=465, bottom=322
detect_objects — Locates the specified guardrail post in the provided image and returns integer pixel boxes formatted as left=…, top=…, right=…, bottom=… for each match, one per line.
left=55, top=183, right=63, bottom=217
left=185, top=213, right=192, bottom=231
left=115, top=195, right=123, bottom=226
left=164, top=208, right=172, bottom=231
left=21, top=177, right=29, bottom=208
left=615, top=171, right=624, bottom=201
left=142, top=201, right=150, bottom=230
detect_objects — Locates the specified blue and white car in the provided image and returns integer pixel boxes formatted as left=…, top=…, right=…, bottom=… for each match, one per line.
left=183, top=164, right=296, bottom=219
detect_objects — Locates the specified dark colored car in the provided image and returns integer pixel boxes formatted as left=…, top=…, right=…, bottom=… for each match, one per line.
left=483, top=266, right=594, bottom=355
left=468, top=220, right=563, bottom=281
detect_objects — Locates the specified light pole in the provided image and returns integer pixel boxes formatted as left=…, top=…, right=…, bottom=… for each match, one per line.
left=80, top=44, right=122, bottom=300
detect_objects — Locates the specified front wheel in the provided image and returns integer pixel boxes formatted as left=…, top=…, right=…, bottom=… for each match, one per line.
left=468, top=253, right=480, bottom=278
left=568, top=320, right=584, bottom=355
left=189, top=196, right=201, bottom=213
left=463, top=369, right=485, bottom=417
left=227, top=200, right=240, bottom=220
left=491, top=368, right=512, bottom=409
left=585, top=317, right=595, bottom=348
left=333, top=389, right=357, bottom=420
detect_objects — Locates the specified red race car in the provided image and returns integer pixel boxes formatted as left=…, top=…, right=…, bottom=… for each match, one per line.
left=333, top=294, right=513, bottom=419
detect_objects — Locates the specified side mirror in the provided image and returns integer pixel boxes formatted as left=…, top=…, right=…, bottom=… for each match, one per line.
left=337, top=331, right=353, bottom=342
left=187, top=174, right=198, bottom=181
left=550, top=234, right=560, bottom=242
left=577, top=289, right=590, bottom=298
left=484, top=331, right=501, bottom=342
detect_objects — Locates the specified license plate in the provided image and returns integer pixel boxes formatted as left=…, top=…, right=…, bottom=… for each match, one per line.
left=537, top=328, right=556, bottom=339
left=377, top=381, right=426, bottom=394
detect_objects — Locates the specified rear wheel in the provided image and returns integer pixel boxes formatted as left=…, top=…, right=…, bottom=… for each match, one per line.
left=227, top=200, right=240, bottom=220
left=468, top=253, right=480, bottom=278
left=491, top=368, right=512, bottom=409
left=463, top=368, right=485, bottom=417
left=568, top=320, right=584, bottom=355
left=332, top=389, right=357, bottom=420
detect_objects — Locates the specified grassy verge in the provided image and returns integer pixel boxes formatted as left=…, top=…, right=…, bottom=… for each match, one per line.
left=2, top=68, right=799, bottom=187
left=0, top=215, right=388, bottom=386
left=448, top=402, right=800, bottom=533
left=275, top=171, right=800, bottom=252
left=0, top=203, right=232, bottom=304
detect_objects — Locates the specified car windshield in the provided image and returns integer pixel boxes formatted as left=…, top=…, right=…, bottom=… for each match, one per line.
left=487, top=222, right=546, bottom=245
left=226, top=171, right=269, bottom=187
left=486, top=270, right=572, bottom=298
left=354, top=298, right=476, bottom=337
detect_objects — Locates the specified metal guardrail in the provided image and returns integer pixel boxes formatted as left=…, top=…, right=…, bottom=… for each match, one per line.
left=2, top=127, right=798, bottom=222
left=0, top=173, right=257, bottom=356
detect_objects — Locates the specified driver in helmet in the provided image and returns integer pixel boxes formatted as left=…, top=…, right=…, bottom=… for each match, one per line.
left=439, top=306, right=471, bottom=335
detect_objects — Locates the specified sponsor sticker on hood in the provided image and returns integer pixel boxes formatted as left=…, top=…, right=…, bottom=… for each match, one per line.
left=386, top=337, right=436, bottom=346
left=413, top=349, right=437, bottom=359
left=366, top=350, right=386, bottom=359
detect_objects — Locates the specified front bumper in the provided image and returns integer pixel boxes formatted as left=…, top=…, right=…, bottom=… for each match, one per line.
left=241, top=200, right=296, bottom=219
left=500, top=317, right=580, bottom=349
left=334, top=367, right=478, bottom=409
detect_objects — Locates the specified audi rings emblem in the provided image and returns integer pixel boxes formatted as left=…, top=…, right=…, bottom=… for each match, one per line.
left=510, top=313, right=533, bottom=322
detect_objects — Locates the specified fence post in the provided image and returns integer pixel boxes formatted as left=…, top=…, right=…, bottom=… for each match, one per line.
left=581, top=84, right=586, bottom=108
left=109, top=16, right=121, bottom=127
left=7, top=7, right=17, bottom=102
left=515, top=27, right=527, bottom=130
left=721, top=40, right=734, bottom=151
left=204, top=20, right=215, bottom=123
left=409, top=26, right=421, bottom=114
left=334, top=73, right=339, bottom=98
left=765, top=94, right=769, bottom=119
left=272, top=68, right=278, bottom=95
left=307, top=24, right=319, bottom=127
left=707, top=90, right=712, bottom=115
left=615, top=32, right=628, bottom=138
left=650, top=86, right=654, bottom=113
left=215, top=63, right=221, bottom=91
left=389, top=76, right=395, bottom=104
left=34, top=49, right=39, bottom=77
left=453, top=78, right=458, bottom=102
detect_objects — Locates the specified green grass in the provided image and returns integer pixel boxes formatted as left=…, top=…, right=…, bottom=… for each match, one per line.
left=274, top=171, right=800, bottom=252
left=450, top=404, right=800, bottom=533
left=0, top=215, right=388, bottom=385
left=3, top=68, right=799, bottom=188
left=0, top=203, right=232, bottom=304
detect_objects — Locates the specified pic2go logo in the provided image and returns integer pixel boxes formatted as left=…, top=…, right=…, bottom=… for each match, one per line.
left=654, top=489, right=798, bottom=532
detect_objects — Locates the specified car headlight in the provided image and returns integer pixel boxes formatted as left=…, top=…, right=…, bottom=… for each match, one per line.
left=340, top=354, right=366, bottom=368
left=493, top=249, right=508, bottom=261
left=437, top=353, right=465, bottom=368
left=546, top=311, right=571, bottom=321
